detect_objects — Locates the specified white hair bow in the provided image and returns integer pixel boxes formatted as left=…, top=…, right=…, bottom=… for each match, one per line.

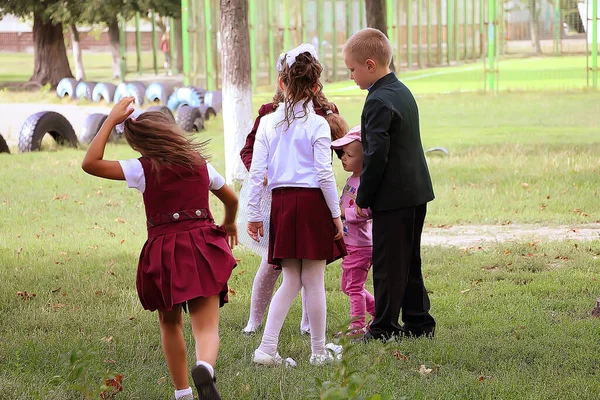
left=276, top=43, right=319, bottom=72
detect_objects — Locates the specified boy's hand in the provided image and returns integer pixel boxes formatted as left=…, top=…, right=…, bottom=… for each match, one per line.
left=247, top=221, right=264, bottom=242
left=107, top=97, right=136, bottom=125
left=333, top=217, right=343, bottom=240
left=223, top=223, right=238, bottom=249
left=356, top=205, right=367, bottom=218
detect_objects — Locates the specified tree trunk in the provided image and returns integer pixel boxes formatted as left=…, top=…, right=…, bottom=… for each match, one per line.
left=174, top=18, right=184, bottom=73
left=108, top=19, right=121, bottom=79
left=30, top=12, right=73, bottom=87
left=70, top=24, right=85, bottom=81
left=529, top=0, right=542, bottom=53
left=365, top=0, right=396, bottom=72
left=220, top=0, right=253, bottom=184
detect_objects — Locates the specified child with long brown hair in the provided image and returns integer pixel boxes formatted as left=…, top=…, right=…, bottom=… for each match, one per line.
left=82, top=97, right=237, bottom=400
left=246, top=44, right=346, bottom=366
left=238, top=59, right=345, bottom=337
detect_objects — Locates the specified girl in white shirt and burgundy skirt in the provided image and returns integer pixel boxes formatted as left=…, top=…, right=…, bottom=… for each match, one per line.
left=246, top=44, right=346, bottom=366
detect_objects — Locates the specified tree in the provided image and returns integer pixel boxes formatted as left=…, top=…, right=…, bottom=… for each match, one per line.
left=0, top=1, right=73, bottom=86
left=220, top=0, right=253, bottom=184
left=364, top=0, right=396, bottom=72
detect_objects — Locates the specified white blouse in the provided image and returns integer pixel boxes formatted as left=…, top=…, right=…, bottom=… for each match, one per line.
left=119, top=159, right=225, bottom=193
left=247, top=101, right=341, bottom=222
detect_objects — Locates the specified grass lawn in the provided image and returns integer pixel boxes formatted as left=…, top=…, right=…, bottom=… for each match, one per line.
left=1, top=88, right=599, bottom=399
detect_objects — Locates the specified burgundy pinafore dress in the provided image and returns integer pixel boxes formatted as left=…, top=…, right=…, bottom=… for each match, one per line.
left=136, top=158, right=236, bottom=311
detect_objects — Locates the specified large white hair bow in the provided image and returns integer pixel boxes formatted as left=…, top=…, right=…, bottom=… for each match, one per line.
left=276, top=43, right=319, bottom=72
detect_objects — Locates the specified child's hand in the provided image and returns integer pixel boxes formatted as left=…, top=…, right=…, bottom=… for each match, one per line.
left=247, top=221, right=264, bottom=242
left=340, top=207, right=345, bottom=219
left=356, top=205, right=367, bottom=218
left=333, top=217, right=343, bottom=240
left=223, top=223, right=238, bottom=249
left=107, top=97, right=136, bottom=125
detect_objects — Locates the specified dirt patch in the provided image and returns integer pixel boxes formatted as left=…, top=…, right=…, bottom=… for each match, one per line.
left=423, top=224, right=600, bottom=247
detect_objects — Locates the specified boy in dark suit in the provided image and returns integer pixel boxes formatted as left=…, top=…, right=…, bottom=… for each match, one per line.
left=343, top=28, right=436, bottom=340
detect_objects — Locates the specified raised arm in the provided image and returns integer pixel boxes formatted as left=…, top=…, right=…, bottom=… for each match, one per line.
left=81, top=97, right=135, bottom=180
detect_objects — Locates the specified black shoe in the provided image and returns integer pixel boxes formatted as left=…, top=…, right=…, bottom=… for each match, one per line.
left=352, top=329, right=399, bottom=344
left=402, top=324, right=435, bottom=339
left=192, top=365, right=221, bottom=400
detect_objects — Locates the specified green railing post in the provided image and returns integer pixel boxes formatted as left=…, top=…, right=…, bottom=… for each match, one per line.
left=346, top=0, right=352, bottom=39
left=317, top=0, right=324, bottom=56
left=427, top=0, right=432, bottom=65
left=190, top=0, right=198, bottom=87
left=386, top=0, right=395, bottom=63
left=151, top=11, right=158, bottom=75
left=332, top=0, right=338, bottom=80
left=181, top=0, right=190, bottom=86
left=249, top=0, right=257, bottom=90
left=480, top=0, right=485, bottom=59
left=135, top=12, right=142, bottom=75
left=204, top=0, right=214, bottom=91
left=593, top=0, right=598, bottom=88
left=267, top=0, right=276, bottom=83
left=487, top=0, right=496, bottom=92
left=301, top=0, right=307, bottom=43
left=283, top=0, right=291, bottom=49
left=359, top=0, right=365, bottom=29
left=119, top=15, right=127, bottom=82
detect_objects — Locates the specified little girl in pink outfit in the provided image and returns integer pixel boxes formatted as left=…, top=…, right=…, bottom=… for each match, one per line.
left=331, top=126, right=376, bottom=335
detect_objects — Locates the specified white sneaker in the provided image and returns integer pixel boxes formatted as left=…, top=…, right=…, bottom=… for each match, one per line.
left=253, top=349, right=296, bottom=367
left=309, top=352, right=334, bottom=366
left=325, top=342, right=343, bottom=360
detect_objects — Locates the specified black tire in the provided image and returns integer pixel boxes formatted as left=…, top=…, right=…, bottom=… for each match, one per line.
left=176, top=105, right=204, bottom=132
left=146, top=106, right=176, bottom=124
left=126, top=82, right=147, bottom=106
left=92, top=83, right=117, bottom=103
left=18, top=112, right=78, bottom=153
left=0, top=133, right=10, bottom=154
left=56, top=78, right=78, bottom=99
left=75, top=81, right=97, bottom=101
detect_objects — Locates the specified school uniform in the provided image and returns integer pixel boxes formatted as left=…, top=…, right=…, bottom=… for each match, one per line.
left=357, top=72, right=436, bottom=339
left=247, top=101, right=346, bottom=267
left=119, top=158, right=237, bottom=311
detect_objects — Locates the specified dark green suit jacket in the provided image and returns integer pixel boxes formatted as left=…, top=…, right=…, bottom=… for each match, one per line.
left=356, top=72, right=435, bottom=211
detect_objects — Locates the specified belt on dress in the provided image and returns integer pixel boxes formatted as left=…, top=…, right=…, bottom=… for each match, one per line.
left=146, top=208, right=211, bottom=228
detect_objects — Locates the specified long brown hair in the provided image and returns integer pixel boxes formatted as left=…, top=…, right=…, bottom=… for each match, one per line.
left=123, top=111, right=209, bottom=169
left=278, top=51, right=323, bottom=128
left=271, top=84, right=335, bottom=116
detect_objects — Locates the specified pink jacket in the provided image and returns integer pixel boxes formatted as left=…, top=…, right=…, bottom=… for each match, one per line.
left=340, top=175, right=372, bottom=247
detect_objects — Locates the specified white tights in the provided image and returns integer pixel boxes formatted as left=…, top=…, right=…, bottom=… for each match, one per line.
left=257, top=259, right=327, bottom=357
left=244, top=257, right=310, bottom=332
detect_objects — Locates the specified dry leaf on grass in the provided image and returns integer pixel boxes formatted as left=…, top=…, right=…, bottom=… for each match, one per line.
left=419, top=365, right=433, bottom=376
left=392, top=350, right=408, bottom=361
left=460, top=289, right=471, bottom=294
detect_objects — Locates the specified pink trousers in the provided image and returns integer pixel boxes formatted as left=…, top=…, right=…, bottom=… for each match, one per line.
left=341, top=245, right=375, bottom=329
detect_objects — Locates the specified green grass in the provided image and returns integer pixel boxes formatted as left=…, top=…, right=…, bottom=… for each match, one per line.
left=1, top=91, right=600, bottom=399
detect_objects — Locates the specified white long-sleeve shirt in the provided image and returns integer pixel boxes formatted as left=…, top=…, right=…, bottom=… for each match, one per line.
left=247, top=101, right=341, bottom=222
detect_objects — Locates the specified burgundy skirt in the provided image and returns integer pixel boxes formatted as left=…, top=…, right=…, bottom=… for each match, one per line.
left=137, top=219, right=236, bottom=312
left=268, top=187, right=347, bottom=267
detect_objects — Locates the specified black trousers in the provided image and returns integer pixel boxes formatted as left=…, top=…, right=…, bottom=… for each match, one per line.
left=368, top=203, right=435, bottom=338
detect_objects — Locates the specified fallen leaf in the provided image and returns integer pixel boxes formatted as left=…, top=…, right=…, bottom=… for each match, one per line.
left=129, top=316, right=135, bottom=320
left=115, top=217, right=125, bottom=224
left=229, top=288, right=236, bottom=296
left=540, top=204, right=547, bottom=210
left=521, top=182, right=529, bottom=189
left=504, top=249, right=511, bottom=255
left=419, top=364, right=433, bottom=376
left=104, top=359, right=116, bottom=364
left=120, top=239, right=125, bottom=244
left=53, top=303, right=65, bottom=311
left=392, top=350, right=408, bottom=361
left=460, top=289, right=471, bottom=294
left=51, top=287, right=61, bottom=293
left=17, top=247, right=23, bottom=257
left=101, top=336, right=113, bottom=343
left=53, top=194, right=69, bottom=201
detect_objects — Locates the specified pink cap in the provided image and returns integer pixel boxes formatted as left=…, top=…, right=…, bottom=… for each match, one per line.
left=331, top=125, right=361, bottom=149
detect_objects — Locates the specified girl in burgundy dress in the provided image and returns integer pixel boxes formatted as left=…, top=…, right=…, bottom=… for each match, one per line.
left=82, top=97, right=237, bottom=400
left=239, top=81, right=344, bottom=337
left=246, top=44, right=346, bottom=366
